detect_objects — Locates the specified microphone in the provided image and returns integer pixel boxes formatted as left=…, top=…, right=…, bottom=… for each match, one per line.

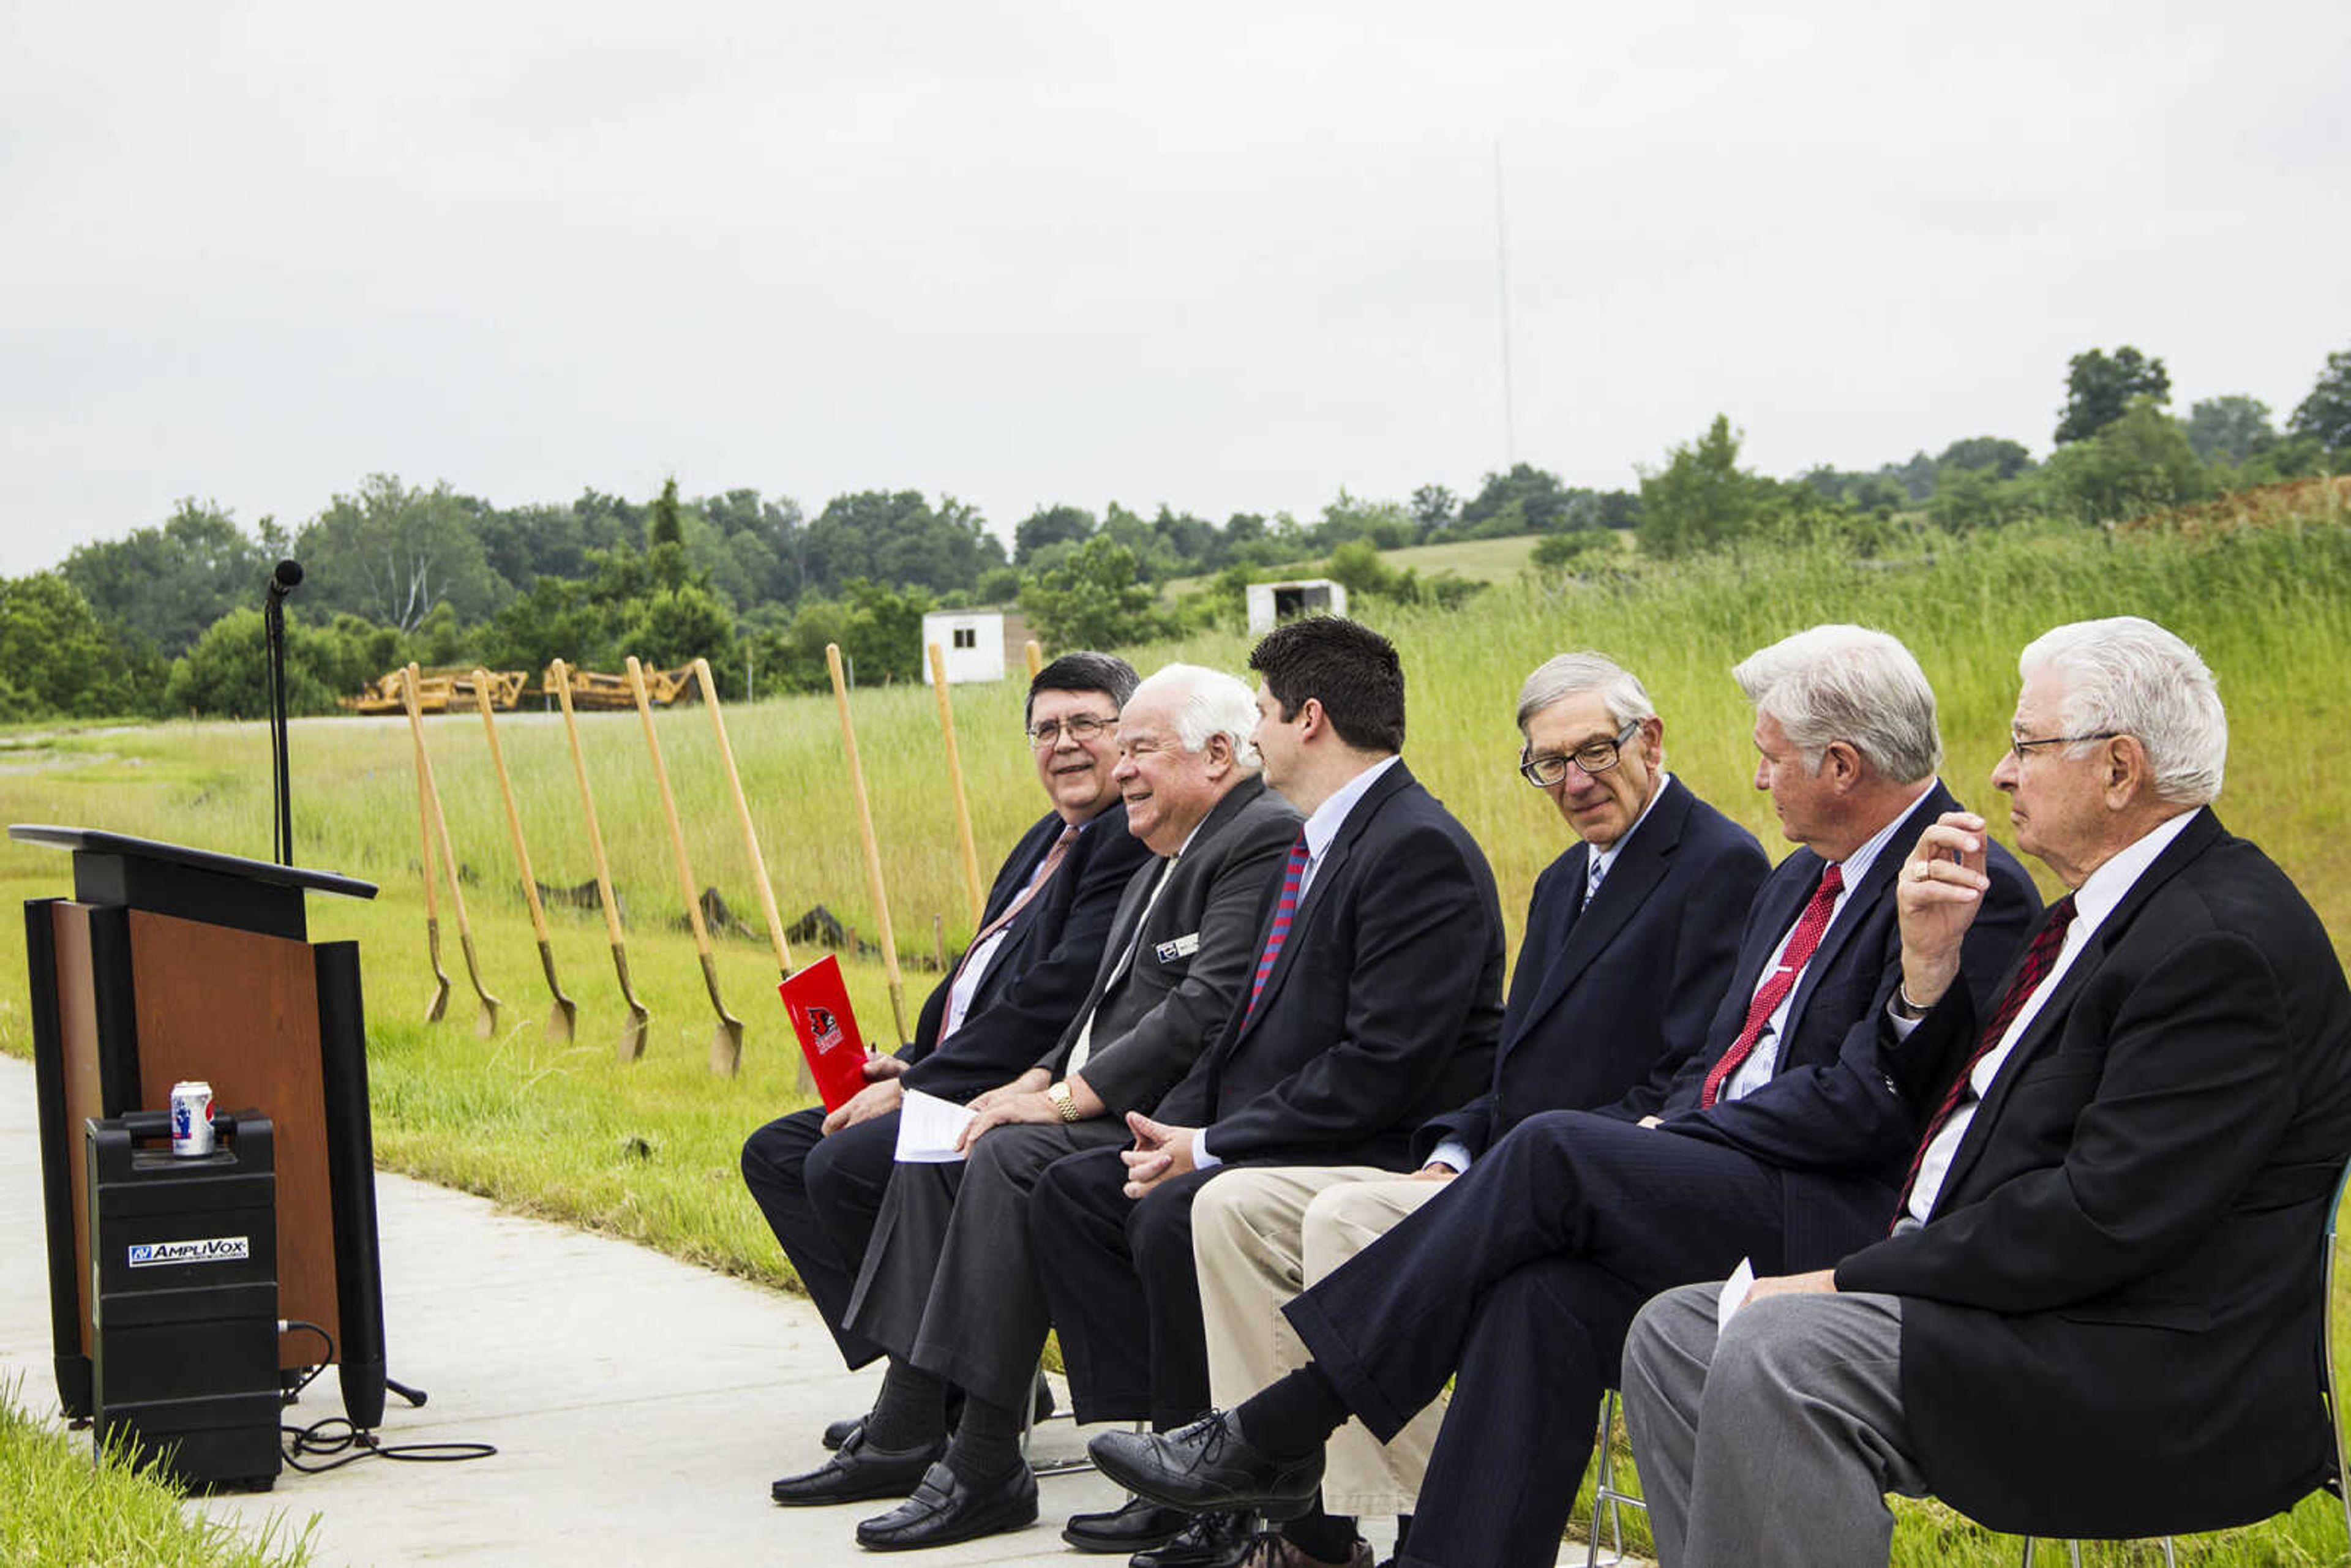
left=267, top=559, right=304, bottom=603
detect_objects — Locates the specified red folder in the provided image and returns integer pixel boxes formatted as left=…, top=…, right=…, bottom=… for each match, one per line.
left=779, top=955, right=874, bottom=1112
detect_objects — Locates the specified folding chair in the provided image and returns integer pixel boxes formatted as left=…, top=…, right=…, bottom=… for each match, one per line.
left=1585, top=1387, right=1646, bottom=1568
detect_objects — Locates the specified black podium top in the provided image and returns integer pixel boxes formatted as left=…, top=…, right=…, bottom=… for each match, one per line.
left=9, top=825, right=377, bottom=942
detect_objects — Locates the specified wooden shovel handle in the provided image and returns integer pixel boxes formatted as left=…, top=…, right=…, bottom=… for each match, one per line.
left=928, top=643, right=986, bottom=930
left=550, top=660, right=630, bottom=950
left=403, top=664, right=474, bottom=939
left=629, top=656, right=714, bottom=958
left=472, top=669, right=553, bottom=943
left=827, top=644, right=907, bottom=1033
left=694, top=658, right=793, bottom=975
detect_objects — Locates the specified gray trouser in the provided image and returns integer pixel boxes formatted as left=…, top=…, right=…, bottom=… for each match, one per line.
left=1619, top=1282, right=1924, bottom=1568
left=842, top=1118, right=1130, bottom=1412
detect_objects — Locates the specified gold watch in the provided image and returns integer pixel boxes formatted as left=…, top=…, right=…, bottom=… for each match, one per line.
left=1046, top=1082, right=1081, bottom=1123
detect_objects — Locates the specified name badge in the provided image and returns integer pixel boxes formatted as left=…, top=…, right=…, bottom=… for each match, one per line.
left=1155, top=932, right=1201, bottom=962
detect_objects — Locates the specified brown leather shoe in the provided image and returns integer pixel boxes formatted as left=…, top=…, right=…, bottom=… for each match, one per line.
left=1237, top=1530, right=1373, bottom=1568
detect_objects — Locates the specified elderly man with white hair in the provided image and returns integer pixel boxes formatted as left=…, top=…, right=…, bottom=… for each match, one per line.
left=1619, top=615, right=2351, bottom=1567
left=1088, top=625, right=2038, bottom=1568
left=771, top=662, right=1302, bottom=1550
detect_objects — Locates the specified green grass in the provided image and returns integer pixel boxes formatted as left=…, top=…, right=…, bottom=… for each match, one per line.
left=0, top=1378, right=317, bottom=1567
left=5, top=501, right=2350, bottom=1564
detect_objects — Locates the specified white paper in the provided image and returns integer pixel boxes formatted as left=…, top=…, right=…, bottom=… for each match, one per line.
left=1716, top=1257, right=1756, bottom=1329
left=894, top=1088, right=978, bottom=1164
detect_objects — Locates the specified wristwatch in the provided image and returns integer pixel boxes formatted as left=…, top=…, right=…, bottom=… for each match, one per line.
left=1046, top=1082, right=1081, bottom=1123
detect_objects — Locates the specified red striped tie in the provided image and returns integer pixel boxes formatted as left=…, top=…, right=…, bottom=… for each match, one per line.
left=1242, top=832, right=1313, bottom=1023
left=1700, top=864, right=1845, bottom=1109
left=1892, top=894, right=2079, bottom=1220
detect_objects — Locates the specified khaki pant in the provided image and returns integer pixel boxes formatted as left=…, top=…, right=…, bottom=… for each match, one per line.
left=1191, top=1166, right=1449, bottom=1516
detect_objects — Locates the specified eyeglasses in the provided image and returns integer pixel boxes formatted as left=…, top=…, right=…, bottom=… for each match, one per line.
left=1519, top=719, right=1643, bottom=787
left=2008, top=731, right=2118, bottom=762
left=1027, top=713, right=1116, bottom=748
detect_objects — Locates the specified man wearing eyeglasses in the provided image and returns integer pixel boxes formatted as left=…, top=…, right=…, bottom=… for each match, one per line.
left=1089, top=625, right=2040, bottom=1568
left=740, top=651, right=1153, bottom=1408
left=1106, top=653, right=1769, bottom=1568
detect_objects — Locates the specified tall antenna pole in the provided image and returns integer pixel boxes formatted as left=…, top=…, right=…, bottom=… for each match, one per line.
left=1493, top=139, right=1518, bottom=468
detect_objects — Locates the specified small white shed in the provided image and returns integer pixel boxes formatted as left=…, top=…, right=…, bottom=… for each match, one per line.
left=922, top=610, right=1008, bottom=685
left=1244, top=579, right=1351, bottom=634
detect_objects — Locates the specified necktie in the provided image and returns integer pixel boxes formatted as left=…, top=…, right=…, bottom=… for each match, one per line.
left=955, top=824, right=1080, bottom=983
left=1242, top=831, right=1313, bottom=1024
left=1068, top=855, right=1179, bottom=1073
left=1700, top=863, right=1845, bottom=1108
left=1583, top=852, right=1607, bottom=910
left=1892, top=894, right=2080, bottom=1217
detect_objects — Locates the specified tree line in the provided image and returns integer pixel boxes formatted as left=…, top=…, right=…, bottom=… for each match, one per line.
left=4, top=343, right=2345, bottom=722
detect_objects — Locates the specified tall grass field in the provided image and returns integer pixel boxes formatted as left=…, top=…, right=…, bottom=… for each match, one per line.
left=4, top=506, right=2349, bottom=1564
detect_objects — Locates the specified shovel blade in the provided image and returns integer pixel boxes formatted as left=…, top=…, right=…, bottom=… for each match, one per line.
left=710, top=1020, right=744, bottom=1078
left=425, top=979, right=450, bottom=1024
left=545, top=999, right=577, bottom=1045
left=616, top=1007, right=650, bottom=1063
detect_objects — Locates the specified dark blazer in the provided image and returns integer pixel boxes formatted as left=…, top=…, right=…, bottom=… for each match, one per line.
left=1156, top=759, right=1506, bottom=1171
left=898, top=800, right=1153, bottom=1102
left=1033, top=777, right=1302, bottom=1117
left=1836, top=809, right=2351, bottom=1537
left=1646, top=781, right=2041, bottom=1269
left=1414, top=776, right=1769, bottom=1166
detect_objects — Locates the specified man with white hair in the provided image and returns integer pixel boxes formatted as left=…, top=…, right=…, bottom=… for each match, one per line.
left=1088, top=625, right=2039, bottom=1568
left=771, top=662, right=1301, bottom=1550
left=1619, top=615, right=2351, bottom=1567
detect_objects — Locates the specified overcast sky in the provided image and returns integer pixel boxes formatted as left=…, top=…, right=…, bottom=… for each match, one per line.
left=4, top=0, right=2347, bottom=577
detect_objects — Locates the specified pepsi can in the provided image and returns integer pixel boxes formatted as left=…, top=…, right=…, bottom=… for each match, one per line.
left=170, top=1081, right=216, bottom=1157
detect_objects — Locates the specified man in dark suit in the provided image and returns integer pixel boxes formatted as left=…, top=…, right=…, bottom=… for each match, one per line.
left=1031, top=614, right=1508, bottom=1556
left=764, top=663, right=1299, bottom=1547
left=738, top=651, right=1152, bottom=1382
left=1620, top=616, right=2351, bottom=1568
left=1090, top=625, right=2038, bottom=1568
left=1165, top=651, right=1768, bottom=1567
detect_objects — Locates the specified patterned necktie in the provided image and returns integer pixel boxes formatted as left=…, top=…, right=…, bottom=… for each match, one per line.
left=1892, top=894, right=2080, bottom=1217
left=1242, top=831, right=1313, bottom=1024
left=1583, top=852, right=1607, bottom=910
left=1700, top=863, right=1846, bottom=1108
left=955, top=824, right=1080, bottom=982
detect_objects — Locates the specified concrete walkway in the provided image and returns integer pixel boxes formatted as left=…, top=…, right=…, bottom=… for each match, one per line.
left=1, top=1056, right=1608, bottom=1566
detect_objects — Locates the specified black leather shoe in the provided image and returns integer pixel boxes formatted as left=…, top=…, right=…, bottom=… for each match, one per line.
left=855, top=1460, right=1038, bottom=1550
left=1089, top=1413, right=1324, bottom=1521
left=769, top=1427, right=945, bottom=1506
left=1063, top=1491, right=1191, bottom=1553
left=1132, top=1509, right=1254, bottom=1568
left=820, top=1414, right=864, bottom=1452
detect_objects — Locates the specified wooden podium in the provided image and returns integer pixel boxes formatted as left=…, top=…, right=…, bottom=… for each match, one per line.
left=12, top=826, right=390, bottom=1431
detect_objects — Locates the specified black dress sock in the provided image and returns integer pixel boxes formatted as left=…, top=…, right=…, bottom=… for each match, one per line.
left=1228, top=1364, right=1349, bottom=1458
left=863, top=1359, right=948, bottom=1451
left=942, top=1392, right=1024, bottom=1486
left=1281, top=1496, right=1360, bottom=1563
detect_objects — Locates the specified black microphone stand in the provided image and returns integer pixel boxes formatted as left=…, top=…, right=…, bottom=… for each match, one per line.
left=264, top=560, right=302, bottom=866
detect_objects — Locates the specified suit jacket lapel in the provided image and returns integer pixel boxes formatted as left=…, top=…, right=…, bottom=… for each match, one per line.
left=1227, top=760, right=1412, bottom=1048
left=1779, top=782, right=1954, bottom=1046
left=1938, top=807, right=2224, bottom=1201
left=1518, top=779, right=1696, bottom=1041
